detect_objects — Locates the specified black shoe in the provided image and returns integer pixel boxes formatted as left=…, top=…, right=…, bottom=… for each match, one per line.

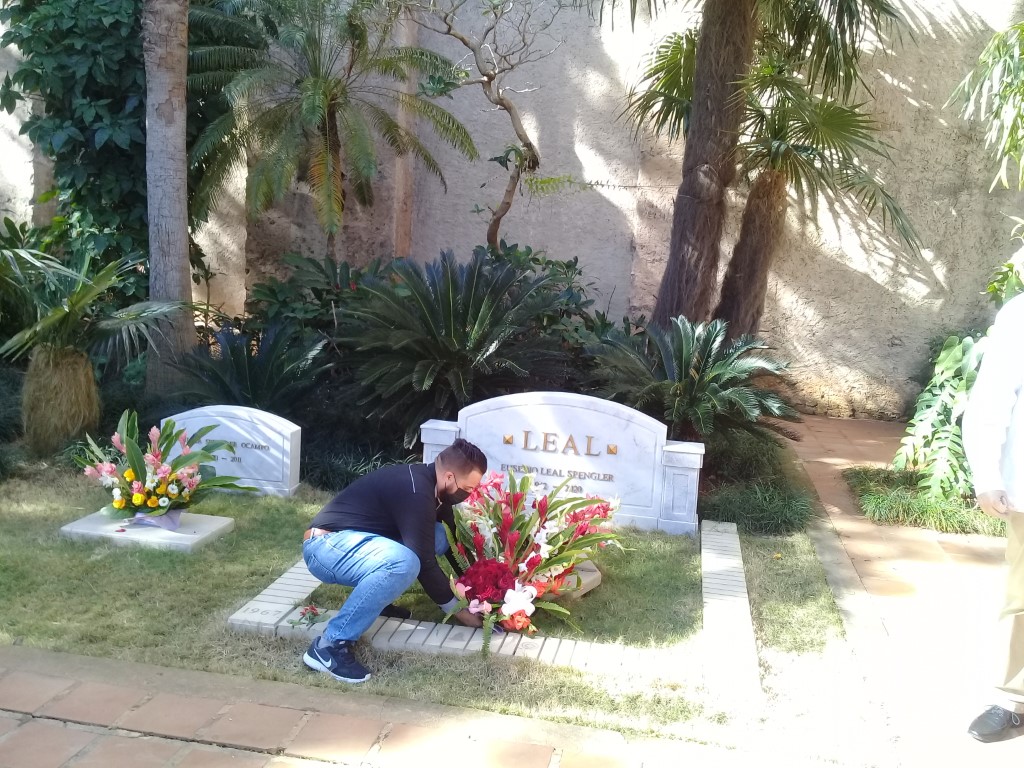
left=968, top=705, right=1024, bottom=743
left=303, top=637, right=371, bottom=683
left=379, top=603, right=412, bottom=620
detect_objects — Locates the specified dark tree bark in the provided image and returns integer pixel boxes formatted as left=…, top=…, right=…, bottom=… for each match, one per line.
left=651, top=0, right=758, bottom=327
left=713, top=168, right=788, bottom=338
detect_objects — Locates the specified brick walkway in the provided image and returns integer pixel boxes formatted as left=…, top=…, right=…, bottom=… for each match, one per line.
left=791, top=415, right=1023, bottom=765
left=0, top=645, right=785, bottom=768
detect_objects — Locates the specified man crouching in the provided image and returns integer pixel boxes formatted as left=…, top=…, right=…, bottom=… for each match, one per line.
left=301, top=439, right=487, bottom=683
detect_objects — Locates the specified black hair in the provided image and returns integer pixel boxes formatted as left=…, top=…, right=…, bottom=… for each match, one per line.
left=438, top=438, right=487, bottom=475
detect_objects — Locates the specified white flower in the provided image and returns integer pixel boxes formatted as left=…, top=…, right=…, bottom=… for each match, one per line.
left=167, top=484, right=179, bottom=495
left=111, top=488, right=122, bottom=499
left=158, top=497, right=170, bottom=507
left=101, top=475, right=117, bottom=489
left=501, top=581, right=538, bottom=618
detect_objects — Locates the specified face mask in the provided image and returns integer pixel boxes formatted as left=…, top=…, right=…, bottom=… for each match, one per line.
left=444, top=475, right=471, bottom=505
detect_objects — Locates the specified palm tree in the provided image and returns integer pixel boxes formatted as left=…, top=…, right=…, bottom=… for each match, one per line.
left=0, top=254, right=185, bottom=455
left=589, top=316, right=799, bottom=441
left=142, top=0, right=195, bottom=393
left=627, top=24, right=917, bottom=338
left=190, top=0, right=478, bottom=257
left=714, top=61, right=919, bottom=337
left=624, top=0, right=904, bottom=325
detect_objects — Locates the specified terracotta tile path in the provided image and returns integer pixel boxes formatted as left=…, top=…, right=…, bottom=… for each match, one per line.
left=792, top=415, right=1022, bottom=765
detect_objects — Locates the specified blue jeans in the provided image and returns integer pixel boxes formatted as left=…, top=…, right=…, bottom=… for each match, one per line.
left=302, top=523, right=449, bottom=643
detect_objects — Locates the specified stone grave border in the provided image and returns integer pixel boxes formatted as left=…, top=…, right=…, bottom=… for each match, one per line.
left=227, top=521, right=761, bottom=696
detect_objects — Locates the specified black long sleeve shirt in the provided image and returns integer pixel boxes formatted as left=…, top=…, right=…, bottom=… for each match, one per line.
left=309, top=462, right=456, bottom=605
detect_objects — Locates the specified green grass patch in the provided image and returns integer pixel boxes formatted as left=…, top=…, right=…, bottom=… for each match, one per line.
left=701, top=481, right=814, bottom=535
left=843, top=466, right=1004, bottom=536
left=0, top=463, right=703, bottom=737
left=741, top=532, right=844, bottom=654
left=313, top=527, right=702, bottom=647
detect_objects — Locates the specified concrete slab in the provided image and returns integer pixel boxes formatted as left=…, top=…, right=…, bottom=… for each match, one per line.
left=60, top=511, right=234, bottom=553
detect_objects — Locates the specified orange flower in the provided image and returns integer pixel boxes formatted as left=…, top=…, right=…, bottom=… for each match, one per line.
left=500, top=610, right=532, bottom=633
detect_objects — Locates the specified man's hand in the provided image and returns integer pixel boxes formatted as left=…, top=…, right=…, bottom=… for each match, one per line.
left=978, top=490, right=1014, bottom=519
left=453, top=608, right=484, bottom=628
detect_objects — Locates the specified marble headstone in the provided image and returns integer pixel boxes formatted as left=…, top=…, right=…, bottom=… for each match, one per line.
left=165, top=405, right=301, bottom=496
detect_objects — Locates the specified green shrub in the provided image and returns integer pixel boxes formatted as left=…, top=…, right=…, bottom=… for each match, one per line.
left=701, top=481, right=813, bottom=535
left=173, top=323, right=331, bottom=419
left=589, top=316, right=799, bottom=441
left=703, top=429, right=786, bottom=484
left=844, top=466, right=1004, bottom=536
left=302, top=446, right=415, bottom=493
left=337, top=249, right=572, bottom=445
left=893, top=334, right=983, bottom=500
left=0, top=363, right=23, bottom=442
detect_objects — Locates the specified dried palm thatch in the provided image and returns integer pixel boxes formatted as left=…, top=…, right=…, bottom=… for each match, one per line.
left=23, top=345, right=100, bottom=455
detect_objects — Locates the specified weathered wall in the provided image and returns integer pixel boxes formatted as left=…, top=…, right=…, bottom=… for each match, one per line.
left=406, top=0, right=1024, bottom=419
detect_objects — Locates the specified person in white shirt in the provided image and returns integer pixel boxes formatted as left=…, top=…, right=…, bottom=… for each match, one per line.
left=963, top=291, right=1024, bottom=742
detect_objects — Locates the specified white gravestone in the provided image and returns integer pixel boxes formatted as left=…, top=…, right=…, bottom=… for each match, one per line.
left=420, top=392, right=704, bottom=536
left=165, top=405, right=301, bottom=496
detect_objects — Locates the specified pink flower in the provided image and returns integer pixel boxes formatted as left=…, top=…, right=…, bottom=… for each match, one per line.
left=83, top=466, right=99, bottom=480
left=181, top=444, right=191, bottom=455
left=454, top=582, right=471, bottom=600
left=157, top=464, right=172, bottom=480
left=148, top=426, right=160, bottom=448
left=468, top=599, right=492, bottom=615
left=131, top=481, right=144, bottom=494
left=144, top=452, right=159, bottom=468
left=111, top=433, right=126, bottom=454
left=98, top=462, right=117, bottom=478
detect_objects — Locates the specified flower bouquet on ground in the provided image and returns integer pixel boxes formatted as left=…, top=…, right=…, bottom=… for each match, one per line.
left=78, top=410, right=253, bottom=531
left=443, top=471, right=619, bottom=653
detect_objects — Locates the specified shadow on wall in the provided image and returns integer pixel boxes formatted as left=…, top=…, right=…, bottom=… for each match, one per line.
left=407, top=7, right=652, bottom=320
left=750, top=0, right=1024, bottom=418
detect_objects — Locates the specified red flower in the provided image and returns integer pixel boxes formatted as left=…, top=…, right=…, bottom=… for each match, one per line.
left=458, top=558, right=515, bottom=603
left=349, top=281, right=357, bottom=290
left=536, top=496, right=548, bottom=519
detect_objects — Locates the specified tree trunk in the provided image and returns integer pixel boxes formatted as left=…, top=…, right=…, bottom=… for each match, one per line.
left=651, top=0, right=758, bottom=327
left=143, top=0, right=194, bottom=393
left=713, top=168, right=788, bottom=338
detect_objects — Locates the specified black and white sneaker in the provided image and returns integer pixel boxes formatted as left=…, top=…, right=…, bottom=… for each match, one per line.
left=303, top=637, right=371, bottom=683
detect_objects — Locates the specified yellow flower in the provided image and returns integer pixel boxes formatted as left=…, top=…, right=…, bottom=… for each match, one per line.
left=124, top=468, right=135, bottom=481
left=131, top=492, right=146, bottom=506
left=156, top=483, right=168, bottom=495
left=112, top=498, right=126, bottom=510
left=147, top=497, right=159, bottom=508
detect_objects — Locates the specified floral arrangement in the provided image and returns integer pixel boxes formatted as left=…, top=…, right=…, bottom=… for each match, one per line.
left=79, top=410, right=252, bottom=531
left=444, top=471, right=618, bottom=651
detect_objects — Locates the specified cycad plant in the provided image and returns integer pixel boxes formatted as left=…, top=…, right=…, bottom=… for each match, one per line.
left=173, top=322, right=331, bottom=418
left=190, top=0, right=478, bottom=250
left=0, top=254, right=184, bottom=455
left=589, top=316, right=798, bottom=441
left=337, top=250, right=565, bottom=445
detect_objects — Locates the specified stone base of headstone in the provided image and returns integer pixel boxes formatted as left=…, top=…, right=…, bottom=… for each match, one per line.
left=60, top=511, right=234, bottom=553
left=563, top=557, right=602, bottom=599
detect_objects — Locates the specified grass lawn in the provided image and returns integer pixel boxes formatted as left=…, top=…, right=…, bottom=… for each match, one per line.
left=843, top=466, right=1004, bottom=536
left=0, top=463, right=703, bottom=737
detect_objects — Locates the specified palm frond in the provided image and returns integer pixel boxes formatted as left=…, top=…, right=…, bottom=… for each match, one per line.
left=623, top=30, right=697, bottom=141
